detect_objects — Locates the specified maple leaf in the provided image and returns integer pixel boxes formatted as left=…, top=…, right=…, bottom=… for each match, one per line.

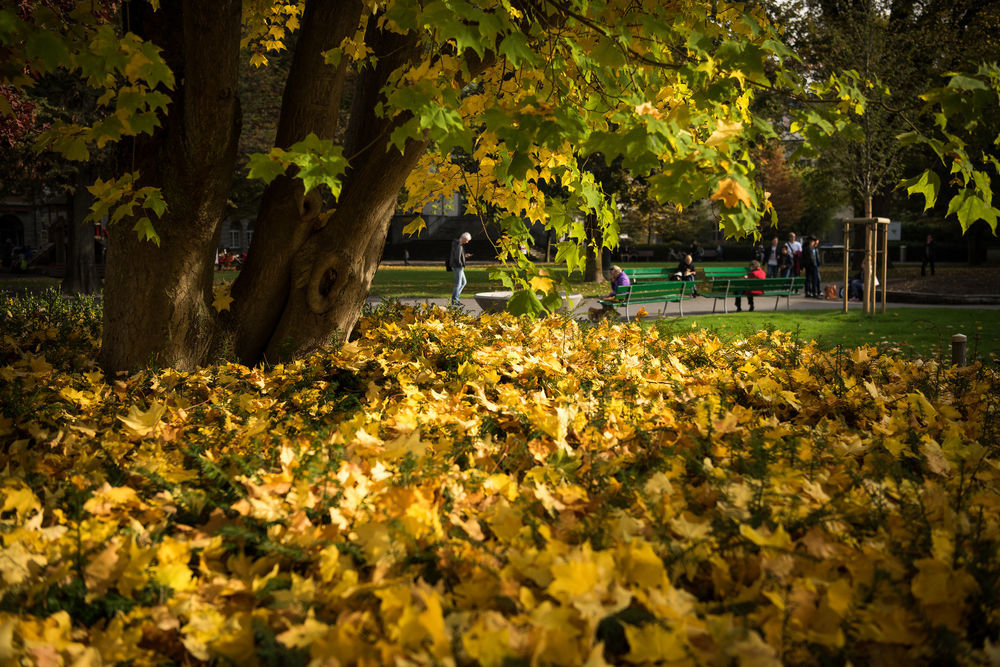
left=710, top=177, right=752, bottom=208
left=705, top=119, right=744, bottom=147
left=119, top=401, right=167, bottom=436
left=213, top=289, right=235, bottom=312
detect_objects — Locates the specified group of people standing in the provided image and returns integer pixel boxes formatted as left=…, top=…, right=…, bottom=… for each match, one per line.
left=761, top=232, right=823, bottom=297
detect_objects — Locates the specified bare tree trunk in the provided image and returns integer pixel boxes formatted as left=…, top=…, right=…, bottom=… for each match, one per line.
left=100, top=0, right=241, bottom=373
left=62, top=166, right=98, bottom=295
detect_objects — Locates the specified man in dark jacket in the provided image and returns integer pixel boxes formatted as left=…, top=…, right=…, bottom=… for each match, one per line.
left=921, top=234, right=935, bottom=276
left=450, top=232, right=471, bottom=304
left=801, top=236, right=822, bottom=297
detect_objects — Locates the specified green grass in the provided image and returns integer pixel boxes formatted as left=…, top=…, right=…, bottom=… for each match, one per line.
left=654, top=308, right=1000, bottom=362
left=0, top=275, right=60, bottom=291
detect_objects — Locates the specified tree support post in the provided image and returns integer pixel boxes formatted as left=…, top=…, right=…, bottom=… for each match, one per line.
left=842, top=221, right=850, bottom=314
left=842, top=217, right=890, bottom=316
left=880, top=221, right=888, bottom=314
left=952, top=334, right=967, bottom=367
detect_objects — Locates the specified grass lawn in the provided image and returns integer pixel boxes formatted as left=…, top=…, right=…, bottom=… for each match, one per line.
left=0, top=275, right=60, bottom=291
left=654, top=307, right=1000, bottom=362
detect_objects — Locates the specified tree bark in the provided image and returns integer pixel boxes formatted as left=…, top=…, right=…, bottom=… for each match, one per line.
left=62, top=166, right=98, bottom=295
left=260, top=27, right=427, bottom=360
left=229, top=0, right=364, bottom=363
left=100, top=0, right=242, bottom=373
left=967, top=220, right=989, bottom=265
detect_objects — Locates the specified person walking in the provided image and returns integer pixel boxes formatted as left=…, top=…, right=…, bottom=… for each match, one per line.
left=763, top=236, right=780, bottom=278
left=921, top=234, right=935, bottom=276
left=450, top=232, right=472, bottom=305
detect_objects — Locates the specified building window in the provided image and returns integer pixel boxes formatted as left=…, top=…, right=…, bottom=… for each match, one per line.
left=245, top=230, right=253, bottom=247
left=230, top=229, right=241, bottom=249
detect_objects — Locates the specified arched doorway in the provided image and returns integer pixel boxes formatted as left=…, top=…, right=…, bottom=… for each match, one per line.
left=0, top=214, right=24, bottom=246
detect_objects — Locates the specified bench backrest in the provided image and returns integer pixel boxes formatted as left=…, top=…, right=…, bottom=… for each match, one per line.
left=616, top=280, right=693, bottom=300
left=713, top=277, right=805, bottom=291
left=703, top=267, right=747, bottom=278
left=624, top=267, right=674, bottom=280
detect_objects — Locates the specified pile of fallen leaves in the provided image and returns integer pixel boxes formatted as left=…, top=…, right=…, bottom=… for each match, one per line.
left=1, top=296, right=999, bottom=665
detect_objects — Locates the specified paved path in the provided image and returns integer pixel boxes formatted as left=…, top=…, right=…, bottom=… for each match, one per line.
left=368, top=293, right=1000, bottom=317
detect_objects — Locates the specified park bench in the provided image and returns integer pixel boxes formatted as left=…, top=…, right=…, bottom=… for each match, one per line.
left=598, top=280, right=695, bottom=319
left=624, top=267, right=676, bottom=281
left=703, top=276, right=805, bottom=313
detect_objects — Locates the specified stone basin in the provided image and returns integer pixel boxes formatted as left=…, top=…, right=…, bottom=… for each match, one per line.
left=474, top=291, right=584, bottom=314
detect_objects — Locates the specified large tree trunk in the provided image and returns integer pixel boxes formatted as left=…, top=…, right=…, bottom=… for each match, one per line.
left=231, top=19, right=426, bottom=362
left=62, top=166, right=98, bottom=295
left=229, top=0, right=363, bottom=363
left=967, top=220, right=989, bottom=265
left=100, top=0, right=241, bottom=373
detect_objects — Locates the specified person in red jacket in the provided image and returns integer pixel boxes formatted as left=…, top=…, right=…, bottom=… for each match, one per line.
left=736, top=260, right=765, bottom=312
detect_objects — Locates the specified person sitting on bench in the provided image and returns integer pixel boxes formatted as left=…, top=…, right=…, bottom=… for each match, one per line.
left=736, top=260, right=766, bottom=312
left=673, top=254, right=698, bottom=296
left=589, top=265, right=631, bottom=320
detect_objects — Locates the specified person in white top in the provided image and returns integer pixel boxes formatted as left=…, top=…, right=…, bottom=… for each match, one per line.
left=786, top=232, right=803, bottom=276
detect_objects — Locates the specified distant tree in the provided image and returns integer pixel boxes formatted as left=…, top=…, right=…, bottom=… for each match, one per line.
left=758, top=143, right=806, bottom=233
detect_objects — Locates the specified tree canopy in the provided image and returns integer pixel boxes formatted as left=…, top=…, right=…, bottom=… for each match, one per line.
left=1, top=0, right=998, bottom=370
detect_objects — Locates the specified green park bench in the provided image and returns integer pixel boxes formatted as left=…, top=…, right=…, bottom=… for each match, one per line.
left=702, top=266, right=747, bottom=280
left=703, top=277, right=806, bottom=313
left=598, top=280, right=695, bottom=319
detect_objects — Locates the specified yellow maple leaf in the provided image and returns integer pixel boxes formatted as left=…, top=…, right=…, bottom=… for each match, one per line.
left=669, top=514, right=712, bottom=541
left=624, top=623, right=688, bottom=662
left=213, top=289, right=234, bottom=312
left=710, top=177, right=752, bottom=209
left=635, top=306, right=649, bottom=318
left=635, top=101, right=663, bottom=119
left=119, top=401, right=167, bottom=436
left=0, top=542, right=47, bottom=586
left=1, top=485, right=39, bottom=519
left=461, top=612, right=514, bottom=667
left=739, top=523, right=791, bottom=549
left=530, top=275, right=556, bottom=293
left=705, top=119, right=743, bottom=147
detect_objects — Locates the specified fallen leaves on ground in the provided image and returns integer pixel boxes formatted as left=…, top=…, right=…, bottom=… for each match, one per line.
left=1, top=296, right=999, bottom=665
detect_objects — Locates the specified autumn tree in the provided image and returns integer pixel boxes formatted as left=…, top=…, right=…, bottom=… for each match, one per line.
left=757, top=143, right=805, bottom=234
left=2, top=0, right=997, bottom=372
